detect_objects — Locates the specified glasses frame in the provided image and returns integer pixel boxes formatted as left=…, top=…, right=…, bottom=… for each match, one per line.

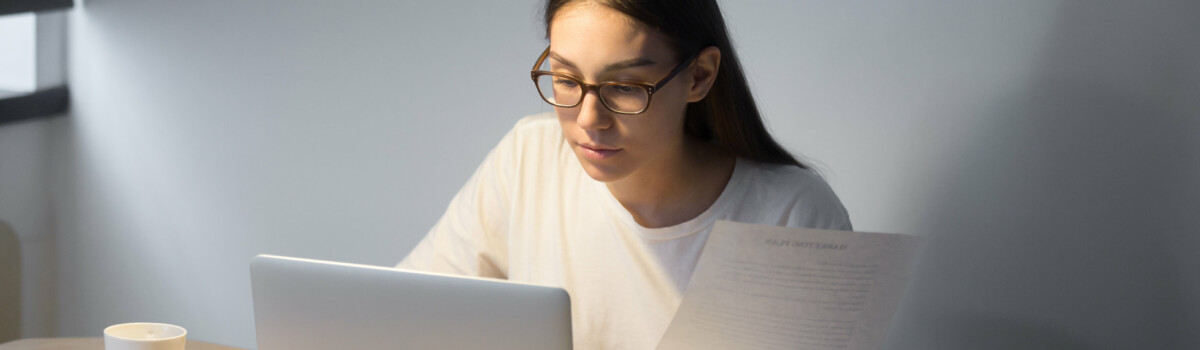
left=530, top=46, right=698, bottom=115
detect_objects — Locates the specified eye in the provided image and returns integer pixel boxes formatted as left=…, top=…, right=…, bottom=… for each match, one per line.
left=553, top=78, right=579, bottom=88
left=610, top=85, right=639, bottom=94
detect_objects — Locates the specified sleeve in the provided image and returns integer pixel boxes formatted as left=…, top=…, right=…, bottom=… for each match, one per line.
left=395, top=125, right=522, bottom=279
left=786, top=171, right=854, bottom=232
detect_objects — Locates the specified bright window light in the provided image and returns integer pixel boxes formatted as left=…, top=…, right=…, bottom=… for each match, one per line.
left=0, top=13, right=37, bottom=94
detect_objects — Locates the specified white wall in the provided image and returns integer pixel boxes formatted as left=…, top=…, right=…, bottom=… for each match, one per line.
left=51, top=0, right=546, bottom=346
left=0, top=0, right=1194, bottom=348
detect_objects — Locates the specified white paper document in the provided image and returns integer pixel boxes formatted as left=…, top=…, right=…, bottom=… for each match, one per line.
left=656, top=220, right=920, bottom=350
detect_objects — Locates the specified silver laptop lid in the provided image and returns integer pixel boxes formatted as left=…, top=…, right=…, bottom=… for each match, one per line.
left=250, top=254, right=572, bottom=350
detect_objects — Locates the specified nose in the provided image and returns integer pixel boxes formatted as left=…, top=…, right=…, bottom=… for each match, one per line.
left=575, top=90, right=613, bottom=131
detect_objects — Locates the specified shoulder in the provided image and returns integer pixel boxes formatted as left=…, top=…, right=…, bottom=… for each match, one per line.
left=489, top=112, right=563, bottom=162
left=509, top=112, right=561, bottom=142
left=738, top=160, right=833, bottom=200
left=734, top=159, right=853, bottom=230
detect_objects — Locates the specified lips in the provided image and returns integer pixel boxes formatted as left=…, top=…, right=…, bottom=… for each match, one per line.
left=579, top=143, right=621, bottom=160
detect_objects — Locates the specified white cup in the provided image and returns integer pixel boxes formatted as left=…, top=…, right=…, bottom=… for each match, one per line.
left=103, top=322, right=187, bottom=350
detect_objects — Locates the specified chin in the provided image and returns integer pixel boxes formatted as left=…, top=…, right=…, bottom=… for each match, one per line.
left=575, top=155, right=629, bottom=183
left=582, top=167, right=621, bottom=183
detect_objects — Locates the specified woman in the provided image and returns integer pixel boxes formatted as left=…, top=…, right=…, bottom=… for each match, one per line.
left=399, top=0, right=851, bottom=349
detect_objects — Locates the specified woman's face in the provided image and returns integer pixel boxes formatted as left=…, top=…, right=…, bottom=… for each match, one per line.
left=547, top=4, right=695, bottom=183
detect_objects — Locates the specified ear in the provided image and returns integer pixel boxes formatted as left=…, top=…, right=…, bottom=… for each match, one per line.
left=686, top=46, right=721, bottom=103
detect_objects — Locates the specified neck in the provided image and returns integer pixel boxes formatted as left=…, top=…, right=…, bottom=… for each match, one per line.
left=606, top=138, right=736, bottom=228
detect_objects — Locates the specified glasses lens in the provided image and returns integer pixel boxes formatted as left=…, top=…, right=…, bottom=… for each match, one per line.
left=599, top=84, right=650, bottom=113
left=535, top=74, right=582, bottom=107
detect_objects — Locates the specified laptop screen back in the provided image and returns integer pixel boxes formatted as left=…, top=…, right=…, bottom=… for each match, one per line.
left=250, top=254, right=572, bottom=350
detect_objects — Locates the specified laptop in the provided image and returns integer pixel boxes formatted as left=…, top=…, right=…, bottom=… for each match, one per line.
left=249, top=254, right=573, bottom=349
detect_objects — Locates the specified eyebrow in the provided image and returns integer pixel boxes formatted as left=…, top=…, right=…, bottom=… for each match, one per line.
left=548, top=51, right=658, bottom=73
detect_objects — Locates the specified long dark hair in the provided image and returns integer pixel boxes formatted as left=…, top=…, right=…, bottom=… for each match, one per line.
left=544, top=0, right=806, bottom=168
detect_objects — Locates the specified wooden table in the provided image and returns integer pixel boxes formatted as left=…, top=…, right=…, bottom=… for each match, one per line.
left=0, top=338, right=244, bottom=350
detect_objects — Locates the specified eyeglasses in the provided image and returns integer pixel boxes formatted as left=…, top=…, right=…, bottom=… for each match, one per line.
left=529, top=46, right=697, bottom=115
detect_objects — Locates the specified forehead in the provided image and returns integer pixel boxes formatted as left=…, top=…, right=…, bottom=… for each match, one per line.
left=547, top=3, right=675, bottom=67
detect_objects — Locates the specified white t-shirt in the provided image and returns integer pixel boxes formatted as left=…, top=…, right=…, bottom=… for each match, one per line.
left=399, top=113, right=852, bottom=350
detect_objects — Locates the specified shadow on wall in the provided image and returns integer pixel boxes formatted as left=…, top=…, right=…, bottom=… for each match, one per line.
left=0, top=220, right=19, bottom=343
left=886, top=0, right=1200, bottom=349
